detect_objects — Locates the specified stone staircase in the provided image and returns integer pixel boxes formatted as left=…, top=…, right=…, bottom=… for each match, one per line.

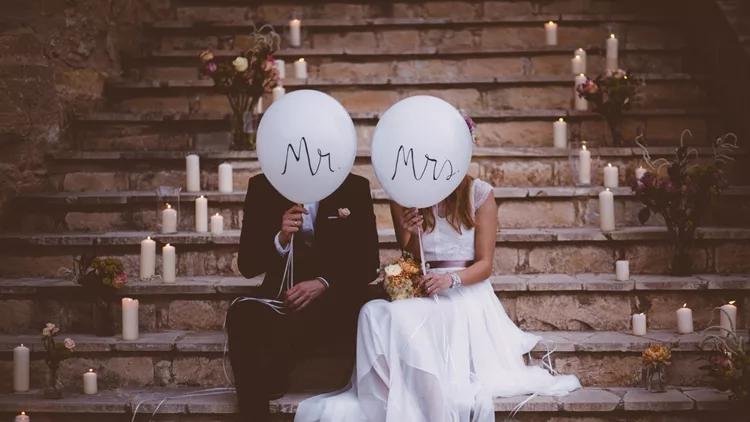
left=0, top=0, right=748, bottom=420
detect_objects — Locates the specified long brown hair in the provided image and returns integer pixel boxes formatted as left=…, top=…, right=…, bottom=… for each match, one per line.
left=421, top=175, right=475, bottom=234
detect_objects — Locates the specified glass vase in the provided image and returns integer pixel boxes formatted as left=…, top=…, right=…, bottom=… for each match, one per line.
left=230, top=108, right=258, bottom=151
left=604, top=115, right=625, bottom=147
left=670, top=243, right=693, bottom=277
left=44, top=363, right=63, bottom=399
left=93, top=287, right=116, bottom=337
left=642, top=363, right=667, bottom=393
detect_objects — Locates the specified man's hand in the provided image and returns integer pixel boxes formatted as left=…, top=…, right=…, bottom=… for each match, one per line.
left=284, top=280, right=326, bottom=313
left=279, top=205, right=308, bottom=248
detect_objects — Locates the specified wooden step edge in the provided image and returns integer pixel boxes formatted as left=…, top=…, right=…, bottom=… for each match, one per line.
left=1, top=273, right=748, bottom=296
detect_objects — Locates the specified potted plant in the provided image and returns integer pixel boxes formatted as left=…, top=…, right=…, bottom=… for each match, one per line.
left=576, top=69, right=640, bottom=146
left=41, top=323, right=75, bottom=399
left=199, top=26, right=280, bottom=150
left=76, top=256, right=128, bottom=336
left=631, top=132, right=738, bottom=276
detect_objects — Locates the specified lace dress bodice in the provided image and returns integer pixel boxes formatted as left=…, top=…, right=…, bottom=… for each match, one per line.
left=422, top=179, right=493, bottom=262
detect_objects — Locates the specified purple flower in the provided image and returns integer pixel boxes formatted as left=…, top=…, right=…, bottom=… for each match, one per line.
left=205, top=62, right=217, bottom=73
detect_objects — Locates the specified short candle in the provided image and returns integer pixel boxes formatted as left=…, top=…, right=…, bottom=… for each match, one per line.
left=274, top=59, right=285, bottom=79
left=676, top=303, right=694, bottom=334
left=553, top=118, right=567, bottom=148
left=272, top=86, right=285, bottom=102
left=83, top=369, right=98, bottom=395
left=571, top=55, right=585, bottom=75
left=211, top=213, right=224, bottom=235
left=15, top=411, right=30, bottom=422
left=615, top=260, right=629, bottom=281
left=720, top=300, right=738, bottom=337
left=632, top=313, right=647, bottom=336
left=218, top=163, right=233, bottom=194
left=161, top=204, right=177, bottom=234
left=294, top=58, right=308, bottom=79
left=603, top=163, right=619, bottom=189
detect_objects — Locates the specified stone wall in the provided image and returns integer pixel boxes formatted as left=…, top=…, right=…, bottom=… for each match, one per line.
left=0, top=0, right=171, bottom=218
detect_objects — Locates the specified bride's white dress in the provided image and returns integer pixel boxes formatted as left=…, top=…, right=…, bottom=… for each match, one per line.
left=295, top=179, right=581, bottom=422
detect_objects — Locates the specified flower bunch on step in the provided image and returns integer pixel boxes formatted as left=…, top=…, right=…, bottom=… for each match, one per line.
left=642, top=344, right=673, bottom=366
left=77, top=257, right=127, bottom=290
left=42, top=323, right=75, bottom=367
left=699, top=309, right=749, bottom=402
left=380, top=252, right=426, bottom=301
left=576, top=68, right=641, bottom=146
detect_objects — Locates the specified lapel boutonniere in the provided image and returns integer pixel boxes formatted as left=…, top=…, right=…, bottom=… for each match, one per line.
left=338, top=208, right=351, bottom=218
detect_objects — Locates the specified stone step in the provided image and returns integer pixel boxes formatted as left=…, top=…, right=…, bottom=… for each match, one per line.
left=0, top=228, right=748, bottom=277
left=9, top=187, right=750, bottom=233
left=0, top=387, right=736, bottom=421
left=107, top=75, right=706, bottom=115
left=73, top=109, right=721, bottom=151
left=0, top=329, right=744, bottom=390
left=49, top=146, right=748, bottom=191
left=1, top=274, right=746, bottom=334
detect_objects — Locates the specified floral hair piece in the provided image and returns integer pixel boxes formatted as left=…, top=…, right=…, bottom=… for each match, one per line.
left=459, top=109, right=477, bottom=145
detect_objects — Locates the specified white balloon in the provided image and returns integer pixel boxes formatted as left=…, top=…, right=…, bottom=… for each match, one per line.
left=371, top=96, right=473, bottom=208
left=256, top=90, right=357, bottom=204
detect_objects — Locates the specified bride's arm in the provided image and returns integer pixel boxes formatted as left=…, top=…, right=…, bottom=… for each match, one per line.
left=389, top=202, right=422, bottom=257
left=453, top=194, right=497, bottom=286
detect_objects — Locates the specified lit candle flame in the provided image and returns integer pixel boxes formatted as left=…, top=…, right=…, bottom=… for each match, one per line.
left=20, top=344, right=23, bottom=347
left=640, top=312, right=644, bottom=315
left=610, top=34, right=615, bottom=38
left=683, top=303, right=687, bottom=308
left=147, top=236, right=151, bottom=240
left=582, top=144, right=587, bottom=151
left=558, top=118, right=564, bottom=122
left=624, top=75, right=628, bottom=80
left=575, top=55, right=580, bottom=59
left=729, top=300, right=736, bottom=305
left=215, top=213, right=220, bottom=217
left=606, top=188, right=610, bottom=192
left=579, top=73, right=585, bottom=77
left=166, top=243, right=171, bottom=247
left=298, top=58, right=305, bottom=63
left=291, top=19, right=300, bottom=24
left=199, top=195, right=205, bottom=199
left=21, top=412, right=26, bottom=416
left=548, top=21, right=554, bottom=25
left=166, top=203, right=171, bottom=209
left=89, top=368, right=94, bottom=372
left=608, top=163, right=612, bottom=167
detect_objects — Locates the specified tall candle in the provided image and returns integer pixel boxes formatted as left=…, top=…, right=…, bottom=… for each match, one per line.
left=615, top=260, right=629, bottom=281
left=122, top=298, right=139, bottom=341
left=294, top=58, right=308, bottom=79
left=677, top=304, right=694, bottom=334
left=578, top=144, right=591, bottom=185
left=290, top=19, right=302, bottom=47
left=720, top=301, right=738, bottom=337
left=275, top=59, right=286, bottom=79
left=186, top=154, right=200, bottom=192
left=195, top=195, right=208, bottom=233
left=162, top=243, right=176, bottom=283
left=15, top=412, right=29, bottom=422
left=632, top=313, right=647, bottom=336
left=599, top=188, right=615, bottom=231
left=571, top=55, right=585, bottom=74
left=211, top=213, right=224, bottom=235
left=574, top=48, right=587, bottom=73
left=603, top=163, right=619, bottom=188
left=272, top=86, right=285, bottom=102
left=140, top=236, right=156, bottom=279
left=161, top=204, right=177, bottom=234
left=606, top=34, right=619, bottom=72
left=83, top=369, right=97, bottom=395
left=635, top=166, right=647, bottom=180
left=544, top=21, right=558, bottom=46
left=218, top=163, right=233, bottom=194
left=574, top=73, right=588, bottom=111
left=13, top=344, right=29, bottom=392
left=553, top=118, right=567, bottom=148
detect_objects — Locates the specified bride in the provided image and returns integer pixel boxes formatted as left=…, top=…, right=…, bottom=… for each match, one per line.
left=296, top=175, right=581, bottom=422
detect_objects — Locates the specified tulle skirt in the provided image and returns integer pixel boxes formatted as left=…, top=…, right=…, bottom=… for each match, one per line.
left=295, top=277, right=581, bottom=422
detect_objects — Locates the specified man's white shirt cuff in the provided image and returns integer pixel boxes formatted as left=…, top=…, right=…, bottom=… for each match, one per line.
left=274, top=232, right=291, bottom=255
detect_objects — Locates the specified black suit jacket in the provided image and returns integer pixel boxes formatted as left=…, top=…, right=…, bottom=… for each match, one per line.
left=238, top=173, right=380, bottom=304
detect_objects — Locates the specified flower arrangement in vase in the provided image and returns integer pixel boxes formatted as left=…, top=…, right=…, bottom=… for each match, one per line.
left=199, top=25, right=280, bottom=150
left=576, top=69, right=642, bottom=146
left=381, top=252, right=426, bottom=301
left=631, top=131, right=738, bottom=276
left=75, top=254, right=128, bottom=336
left=41, top=323, right=75, bottom=399
left=699, top=310, right=749, bottom=407
left=641, top=342, right=677, bottom=393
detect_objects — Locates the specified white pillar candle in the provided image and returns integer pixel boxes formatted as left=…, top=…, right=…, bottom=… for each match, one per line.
left=571, top=55, right=585, bottom=74
left=272, top=86, right=285, bottom=102
left=635, top=166, right=647, bottom=180
left=294, top=58, right=308, bottom=79
left=615, top=260, right=629, bottom=281
left=574, top=73, right=588, bottom=111
left=255, top=97, right=263, bottom=114
left=632, top=313, right=647, bottom=336
left=161, top=204, right=177, bottom=234
left=13, top=344, right=29, bottom=392
left=603, top=163, right=619, bottom=188
left=599, top=188, right=615, bottom=232
left=195, top=195, right=208, bottom=233
left=15, top=412, right=29, bottom=422
left=211, top=213, right=224, bottom=235
left=720, top=301, right=738, bottom=337
left=578, top=144, right=591, bottom=185
left=218, top=163, right=233, bottom=194
left=275, top=59, right=285, bottom=79
left=139, top=236, right=156, bottom=280
left=83, top=369, right=97, bottom=395
left=677, top=304, right=694, bottom=334
left=544, top=21, right=557, bottom=46
left=290, top=19, right=302, bottom=47
left=162, top=244, right=176, bottom=283
left=574, top=48, right=587, bottom=73
left=553, top=118, right=567, bottom=148
left=606, top=34, right=619, bottom=72
left=121, top=298, right=139, bottom=341
left=186, top=154, right=200, bottom=192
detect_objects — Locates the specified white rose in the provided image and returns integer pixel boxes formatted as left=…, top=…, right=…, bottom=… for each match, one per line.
left=233, top=56, right=249, bottom=72
left=43, top=323, right=57, bottom=337
left=384, top=264, right=402, bottom=277
left=63, top=338, right=75, bottom=350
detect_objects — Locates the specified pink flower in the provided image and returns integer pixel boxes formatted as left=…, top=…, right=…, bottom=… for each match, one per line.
left=113, top=272, right=127, bottom=288
left=582, top=79, right=599, bottom=94
left=338, top=208, right=351, bottom=218
left=42, top=323, right=59, bottom=337
left=199, top=50, right=214, bottom=63
left=63, top=338, right=75, bottom=351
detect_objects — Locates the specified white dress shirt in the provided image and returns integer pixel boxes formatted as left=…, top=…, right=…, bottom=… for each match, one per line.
left=274, top=202, right=319, bottom=254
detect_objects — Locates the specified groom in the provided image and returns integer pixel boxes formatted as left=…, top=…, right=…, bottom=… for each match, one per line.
left=227, top=172, right=380, bottom=421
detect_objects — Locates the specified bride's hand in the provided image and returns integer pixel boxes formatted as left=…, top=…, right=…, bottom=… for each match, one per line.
left=420, top=273, right=452, bottom=296
left=401, top=207, right=423, bottom=235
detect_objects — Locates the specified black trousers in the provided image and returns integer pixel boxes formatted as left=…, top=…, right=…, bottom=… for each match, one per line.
left=226, top=292, right=362, bottom=422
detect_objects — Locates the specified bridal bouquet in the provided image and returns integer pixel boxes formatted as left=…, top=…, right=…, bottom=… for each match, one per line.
left=381, top=253, right=426, bottom=301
